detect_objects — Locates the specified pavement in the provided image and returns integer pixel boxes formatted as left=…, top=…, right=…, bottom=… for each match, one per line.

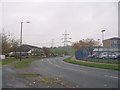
left=2, top=57, right=119, bottom=88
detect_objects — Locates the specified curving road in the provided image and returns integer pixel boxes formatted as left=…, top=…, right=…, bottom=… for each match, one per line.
left=31, top=57, right=119, bottom=88
left=0, top=66, right=2, bottom=89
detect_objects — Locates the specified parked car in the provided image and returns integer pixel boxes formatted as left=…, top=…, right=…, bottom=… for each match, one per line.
left=109, top=54, right=117, bottom=59
left=87, top=53, right=96, bottom=58
left=113, top=54, right=120, bottom=59
left=60, top=54, right=65, bottom=57
left=99, top=52, right=118, bottom=59
left=99, top=54, right=107, bottom=59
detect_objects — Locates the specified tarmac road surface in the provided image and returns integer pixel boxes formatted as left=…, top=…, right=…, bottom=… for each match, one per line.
left=31, top=57, right=119, bottom=88
left=2, top=57, right=119, bottom=88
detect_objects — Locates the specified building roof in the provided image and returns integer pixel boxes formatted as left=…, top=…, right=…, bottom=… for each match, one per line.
left=104, top=37, right=120, bottom=41
left=23, top=44, right=41, bottom=49
left=16, top=44, right=41, bottom=52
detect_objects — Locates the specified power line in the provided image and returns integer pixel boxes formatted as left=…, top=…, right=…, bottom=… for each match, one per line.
left=51, top=39, right=54, bottom=48
left=62, top=30, right=71, bottom=47
left=62, top=30, right=71, bottom=55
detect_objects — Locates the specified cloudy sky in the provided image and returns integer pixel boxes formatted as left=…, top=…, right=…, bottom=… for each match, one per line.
left=2, top=1, right=118, bottom=47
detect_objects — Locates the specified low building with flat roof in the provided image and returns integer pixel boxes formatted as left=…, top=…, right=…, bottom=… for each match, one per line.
left=93, top=37, right=120, bottom=56
left=103, top=37, right=120, bottom=53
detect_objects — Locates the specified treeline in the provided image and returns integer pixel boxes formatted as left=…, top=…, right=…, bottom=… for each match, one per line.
left=1, top=30, right=100, bottom=57
left=72, top=38, right=100, bottom=55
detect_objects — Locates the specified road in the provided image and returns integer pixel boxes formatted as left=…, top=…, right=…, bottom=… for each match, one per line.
left=0, top=66, right=2, bottom=89
left=2, top=62, right=65, bottom=88
left=31, top=57, right=119, bottom=88
left=2, top=64, right=38, bottom=88
left=2, top=57, right=119, bottom=88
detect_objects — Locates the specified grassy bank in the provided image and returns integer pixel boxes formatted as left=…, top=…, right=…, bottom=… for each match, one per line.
left=63, top=58, right=119, bottom=70
left=14, top=58, right=34, bottom=68
left=17, top=73, right=60, bottom=84
left=2, top=57, right=18, bottom=65
left=2, top=56, right=43, bottom=68
left=14, top=56, right=44, bottom=68
left=0, top=61, right=2, bottom=65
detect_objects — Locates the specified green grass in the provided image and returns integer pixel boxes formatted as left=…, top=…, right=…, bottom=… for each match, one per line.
left=64, top=58, right=119, bottom=70
left=2, top=57, right=18, bottom=65
left=40, top=77, right=58, bottom=84
left=14, top=58, right=33, bottom=68
left=87, top=58, right=119, bottom=64
left=0, top=61, right=2, bottom=65
left=1, top=56, right=42, bottom=68
left=17, top=73, right=59, bottom=84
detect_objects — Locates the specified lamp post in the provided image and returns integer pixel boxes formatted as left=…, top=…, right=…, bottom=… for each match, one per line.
left=20, top=21, right=30, bottom=61
left=101, top=30, right=105, bottom=53
left=97, top=39, right=100, bottom=56
left=97, top=39, right=101, bottom=62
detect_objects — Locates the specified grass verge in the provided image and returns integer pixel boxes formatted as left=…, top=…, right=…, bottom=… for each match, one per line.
left=2, top=57, right=43, bottom=68
left=0, top=61, right=2, bottom=65
left=2, top=57, right=18, bottom=65
left=14, top=58, right=33, bottom=68
left=40, top=77, right=58, bottom=84
left=63, top=57, right=119, bottom=70
left=17, top=73, right=60, bottom=84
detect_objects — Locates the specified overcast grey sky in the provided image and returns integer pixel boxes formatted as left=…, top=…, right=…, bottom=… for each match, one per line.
left=2, top=1, right=118, bottom=47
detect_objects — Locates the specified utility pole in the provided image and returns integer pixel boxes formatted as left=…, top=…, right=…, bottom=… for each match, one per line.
left=62, top=30, right=71, bottom=55
left=51, top=39, right=54, bottom=48
left=51, top=39, right=54, bottom=56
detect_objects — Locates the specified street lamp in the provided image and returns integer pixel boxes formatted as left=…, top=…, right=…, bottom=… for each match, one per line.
left=101, top=30, right=105, bottom=52
left=20, top=21, right=30, bottom=61
left=101, top=30, right=105, bottom=42
left=97, top=39, right=101, bottom=62
left=97, top=39, right=100, bottom=57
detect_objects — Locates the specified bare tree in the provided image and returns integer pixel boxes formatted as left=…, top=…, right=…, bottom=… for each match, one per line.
left=10, top=38, right=19, bottom=52
left=1, top=30, right=19, bottom=56
left=84, top=38, right=98, bottom=55
left=42, top=47, right=50, bottom=57
left=1, top=31, right=11, bottom=56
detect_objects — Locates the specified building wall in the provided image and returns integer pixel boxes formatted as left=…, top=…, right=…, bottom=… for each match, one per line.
left=103, top=38, right=120, bottom=53
left=110, top=39, right=118, bottom=49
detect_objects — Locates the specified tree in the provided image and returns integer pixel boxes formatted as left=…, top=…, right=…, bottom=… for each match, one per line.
left=1, top=30, right=20, bottom=56
left=83, top=38, right=98, bottom=55
left=42, top=47, right=50, bottom=57
left=72, top=38, right=99, bottom=55
left=72, top=41, right=81, bottom=51
left=72, top=40, right=86, bottom=51
left=10, top=38, right=19, bottom=52
left=1, top=31, right=11, bottom=56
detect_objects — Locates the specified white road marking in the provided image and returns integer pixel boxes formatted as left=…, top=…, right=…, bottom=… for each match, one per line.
left=104, top=75, right=119, bottom=79
left=47, top=59, right=88, bottom=74
left=47, top=59, right=53, bottom=64
left=104, top=84, right=107, bottom=87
